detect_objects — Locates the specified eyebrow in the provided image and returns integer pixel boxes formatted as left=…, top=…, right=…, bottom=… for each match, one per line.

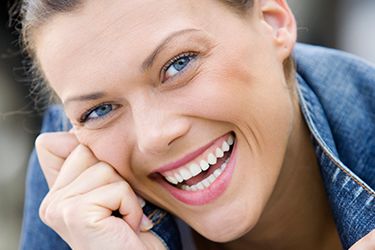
left=141, top=28, right=201, bottom=71
left=64, top=92, right=106, bottom=106
left=64, top=29, right=201, bottom=106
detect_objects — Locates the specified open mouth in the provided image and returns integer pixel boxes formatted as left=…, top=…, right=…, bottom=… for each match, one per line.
left=161, top=134, right=234, bottom=191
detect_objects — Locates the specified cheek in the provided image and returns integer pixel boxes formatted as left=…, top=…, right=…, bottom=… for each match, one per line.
left=182, top=47, right=292, bottom=127
left=74, top=126, right=132, bottom=176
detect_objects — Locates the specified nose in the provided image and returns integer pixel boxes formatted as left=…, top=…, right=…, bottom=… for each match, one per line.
left=132, top=100, right=191, bottom=155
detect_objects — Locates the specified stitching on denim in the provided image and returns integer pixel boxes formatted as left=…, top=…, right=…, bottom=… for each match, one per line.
left=342, top=175, right=351, bottom=189
left=312, top=125, right=375, bottom=197
left=332, top=168, right=340, bottom=183
left=354, top=186, right=363, bottom=199
left=296, top=79, right=375, bottom=197
left=365, top=196, right=374, bottom=206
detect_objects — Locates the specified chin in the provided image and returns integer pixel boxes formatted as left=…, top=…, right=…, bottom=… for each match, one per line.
left=197, top=219, right=256, bottom=243
left=189, top=200, right=262, bottom=243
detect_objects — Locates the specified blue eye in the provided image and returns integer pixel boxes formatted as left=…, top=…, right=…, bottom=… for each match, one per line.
left=81, top=104, right=114, bottom=123
left=163, top=53, right=197, bottom=81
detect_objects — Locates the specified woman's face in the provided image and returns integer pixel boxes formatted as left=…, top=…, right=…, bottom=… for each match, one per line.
left=35, top=0, right=296, bottom=241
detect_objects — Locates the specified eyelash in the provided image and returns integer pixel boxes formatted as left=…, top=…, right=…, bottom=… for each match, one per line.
left=78, top=52, right=198, bottom=125
left=79, top=103, right=118, bottom=124
left=161, top=51, right=198, bottom=82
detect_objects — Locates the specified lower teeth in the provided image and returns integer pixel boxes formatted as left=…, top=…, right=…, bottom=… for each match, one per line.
left=180, top=158, right=229, bottom=191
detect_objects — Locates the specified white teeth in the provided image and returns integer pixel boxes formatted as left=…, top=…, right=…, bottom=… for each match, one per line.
left=189, top=164, right=202, bottom=177
left=207, top=153, right=217, bottom=165
left=208, top=174, right=216, bottom=184
left=227, top=135, right=234, bottom=146
left=221, top=161, right=228, bottom=171
left=185, top=158, right=229, bottom=192
left=175, top=172, right=184, bottom=183
left=222, top=141, right=230, bottom=152
left=213, top=168, right=222, bottom=177
left=162, top=135, right=235, bottom=186
left=202, top=179, right=210, bottom=188
left=179, top=168, right=192, bottom=180
left=215, top=147, right=224, bottom=158
left=196, top=183, right=205, bottom=190
left=181, top=185, right=191, bottom=191
left=165, top=175, right=178, bottom=185
left=200, top=160, right=210, bottom=171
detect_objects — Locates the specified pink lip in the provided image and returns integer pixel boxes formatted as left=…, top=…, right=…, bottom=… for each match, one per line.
left=154, top=133, right=228, bottom=174
left=156, top=133, right=237, bottom=206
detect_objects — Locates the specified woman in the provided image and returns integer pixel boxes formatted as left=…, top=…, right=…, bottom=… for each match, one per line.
left=19, top=0, right=374, bottom=249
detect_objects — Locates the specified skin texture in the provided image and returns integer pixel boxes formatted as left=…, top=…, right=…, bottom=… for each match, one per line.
left=32, top=0, right=351, bottom=249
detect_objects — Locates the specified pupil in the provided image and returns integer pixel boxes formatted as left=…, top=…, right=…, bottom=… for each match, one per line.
left=174, top=57, right=190, bottom=71
left=97, top=105, right=111, bottom=115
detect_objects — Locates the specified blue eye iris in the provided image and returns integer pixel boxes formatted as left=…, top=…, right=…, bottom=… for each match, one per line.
left=86, top=104, right=113, bottom=120
left=173, top=57, right=191, bottom=71
left=164, top=54, right=196, bottom=80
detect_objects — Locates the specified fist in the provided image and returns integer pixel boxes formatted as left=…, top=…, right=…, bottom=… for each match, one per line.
left=35, top=132, right=165, bottom=250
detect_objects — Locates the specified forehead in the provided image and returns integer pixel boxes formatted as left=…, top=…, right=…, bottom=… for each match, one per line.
left=34, top=0, right=244, bottom=99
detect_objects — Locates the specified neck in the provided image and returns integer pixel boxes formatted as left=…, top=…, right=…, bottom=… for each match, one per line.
left=194, top=96, right=342, bottom=250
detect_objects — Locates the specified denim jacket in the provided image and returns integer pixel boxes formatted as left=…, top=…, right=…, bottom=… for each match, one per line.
left=20, top=44, right=375, bottom=250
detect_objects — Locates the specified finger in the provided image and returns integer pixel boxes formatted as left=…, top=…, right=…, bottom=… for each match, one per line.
left=35, top=132, right=79, bottom=187
left=135, top=196, right=154, bottom=232
left=52, top=144, right=98, bottom=191
left=83, top=181, right=144, bottom=233
left=140, top=214, right=154, bottom=232
left=136, top=195, right=146, bottom=209
left=60, top=162, right=123, bottom=195
left=349, top=229, right=375, bottom=250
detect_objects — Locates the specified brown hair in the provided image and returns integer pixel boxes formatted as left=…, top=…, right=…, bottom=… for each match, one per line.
left=18, top=0, right=294, bottom=104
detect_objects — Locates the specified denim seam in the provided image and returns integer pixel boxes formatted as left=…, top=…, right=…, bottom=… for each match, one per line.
left=318, top=144, right=374, bottom=197
left=296, top=79, right=375, bottom=197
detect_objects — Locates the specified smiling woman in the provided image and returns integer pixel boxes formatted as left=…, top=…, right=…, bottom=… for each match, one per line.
left=19, top=0, right=375, bottom=250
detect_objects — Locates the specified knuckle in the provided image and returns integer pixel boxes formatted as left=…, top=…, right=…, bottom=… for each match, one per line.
left=117, top=181, right=131, bottom=194
left=34, top=133, right=48, bottom=149
left=74, top=144, right=93, bottom=158
left=38, top=201, right=47, bottom=223
left=95, top=162, right=116, bottom=179
left=40, top=199, right=60, bottom=226
left=35, top=133, right=55, bottom=153
left=62, top=201, right=81, bottom=227
left=39, top=193, right=51, bottom=223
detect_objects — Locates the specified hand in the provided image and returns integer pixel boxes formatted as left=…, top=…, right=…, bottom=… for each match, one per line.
left=36, top=132, right=166, bottom=250
left=349, top=229, right=375, bottom=250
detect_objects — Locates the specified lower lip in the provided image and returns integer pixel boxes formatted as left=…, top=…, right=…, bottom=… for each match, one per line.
left=159, top=138, right=238, bottom=206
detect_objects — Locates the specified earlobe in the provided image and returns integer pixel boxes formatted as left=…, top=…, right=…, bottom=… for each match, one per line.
left=259, top=0, right=297, bottom=58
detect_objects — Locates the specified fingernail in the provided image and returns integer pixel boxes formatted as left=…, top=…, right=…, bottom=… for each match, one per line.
left=140, top=214, right=153, bottom=231
left=137, top=196, right=146, bottom=208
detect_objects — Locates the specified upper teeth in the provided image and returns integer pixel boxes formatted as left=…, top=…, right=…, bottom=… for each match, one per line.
left=162, top=135, right=234, bottom=185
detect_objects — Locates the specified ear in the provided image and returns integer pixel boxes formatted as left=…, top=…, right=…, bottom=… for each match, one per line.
left=259, top=0, right=297, bottom=60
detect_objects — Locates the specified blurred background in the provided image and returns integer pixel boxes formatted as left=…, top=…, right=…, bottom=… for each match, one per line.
left=0, top=1, right=374, bottom=249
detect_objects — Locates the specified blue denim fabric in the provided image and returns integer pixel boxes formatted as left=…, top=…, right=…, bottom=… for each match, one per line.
left=294, top=44, right=375, bottom=249
left=20, top=44, right=374, bottom=250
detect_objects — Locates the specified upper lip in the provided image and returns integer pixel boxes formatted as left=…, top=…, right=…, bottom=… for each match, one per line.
left=153, top=133, right=229, bottom=174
